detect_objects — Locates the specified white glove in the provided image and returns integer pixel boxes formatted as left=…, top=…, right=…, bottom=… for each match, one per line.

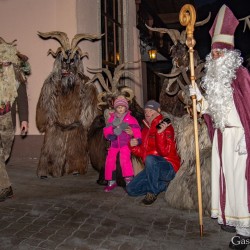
left=189, top=82, right=203, bottom=101
left=235, top=135, right=247, bottom=155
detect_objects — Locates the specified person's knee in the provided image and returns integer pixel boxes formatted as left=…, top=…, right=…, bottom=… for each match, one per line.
left=145, top=155, right=155, bottom=167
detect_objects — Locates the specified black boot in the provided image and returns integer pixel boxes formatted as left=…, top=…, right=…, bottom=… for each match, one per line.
left=221, top=224, right=236, bottom=233
left=96, top=167, right=107, bottom=185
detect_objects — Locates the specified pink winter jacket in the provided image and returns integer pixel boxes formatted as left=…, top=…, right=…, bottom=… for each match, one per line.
left=103, top=111, right=141, bottom=148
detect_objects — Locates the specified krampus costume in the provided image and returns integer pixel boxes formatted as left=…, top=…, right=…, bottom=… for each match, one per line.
left=0, top=38, right=30, bottom=201
left=36, top=32, right=100, bottom=178
left=164, top=114, right=212, bottom=213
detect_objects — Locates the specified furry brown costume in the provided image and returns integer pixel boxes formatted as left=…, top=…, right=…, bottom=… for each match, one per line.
left=36, top=31, right=100, bottom=178
left=163, top=113, right=212, bottom=214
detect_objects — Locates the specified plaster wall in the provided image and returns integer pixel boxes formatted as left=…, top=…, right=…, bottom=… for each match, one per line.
left=0, top=0, right=101, bottom=135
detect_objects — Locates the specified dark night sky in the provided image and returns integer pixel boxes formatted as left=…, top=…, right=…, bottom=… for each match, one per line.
left=192, top=0, right=250, bottom=61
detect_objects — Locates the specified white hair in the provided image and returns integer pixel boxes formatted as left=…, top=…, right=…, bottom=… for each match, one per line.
left=201, top=49, right=243, bottom=131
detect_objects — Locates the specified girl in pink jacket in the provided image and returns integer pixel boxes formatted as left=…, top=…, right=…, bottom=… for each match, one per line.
left=103, top=97, right=141, bottom=192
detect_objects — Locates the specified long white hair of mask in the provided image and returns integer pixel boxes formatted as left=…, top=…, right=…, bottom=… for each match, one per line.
left=201, top=49, right=243, bottom=132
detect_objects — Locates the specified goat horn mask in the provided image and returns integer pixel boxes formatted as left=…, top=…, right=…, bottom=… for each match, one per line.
left=38, top=31, right=103, bottom=59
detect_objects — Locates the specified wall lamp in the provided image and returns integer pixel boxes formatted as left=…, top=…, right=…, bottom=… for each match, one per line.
left=148, top=48, right=157, bottom=62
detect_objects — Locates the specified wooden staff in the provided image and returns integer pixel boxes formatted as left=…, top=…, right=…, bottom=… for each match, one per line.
left=179, top=4, right=203, bottom=237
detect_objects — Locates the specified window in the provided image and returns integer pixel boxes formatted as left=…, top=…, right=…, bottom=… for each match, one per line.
left=101, top=0, right=123, bottom=69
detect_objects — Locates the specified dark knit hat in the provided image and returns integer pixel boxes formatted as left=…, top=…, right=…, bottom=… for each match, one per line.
left=114, top=97, right=129, bottom=110
left=144, top=100, right=160, bottom=111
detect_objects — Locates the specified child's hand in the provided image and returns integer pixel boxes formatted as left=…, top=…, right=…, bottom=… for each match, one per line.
left=125, top=126, right=134, bottom=136
left=130, top=138, right=139, bottom=147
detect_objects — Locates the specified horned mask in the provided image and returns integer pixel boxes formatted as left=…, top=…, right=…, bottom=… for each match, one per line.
left=38, top=31, right=102, bottom=62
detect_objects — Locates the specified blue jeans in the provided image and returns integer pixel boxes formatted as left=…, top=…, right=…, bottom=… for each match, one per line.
left=126, top=155, right=176, bottom=196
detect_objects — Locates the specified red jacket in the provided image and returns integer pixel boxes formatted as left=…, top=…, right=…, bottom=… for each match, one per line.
left=129, top=114, right=180, bottom=172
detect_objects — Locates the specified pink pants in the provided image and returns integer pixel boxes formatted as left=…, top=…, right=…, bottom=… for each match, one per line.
left=105, top=146, right=134, bottom=180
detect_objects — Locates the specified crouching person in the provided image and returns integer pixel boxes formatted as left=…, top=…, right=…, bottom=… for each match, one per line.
left=126, top=100, right=180, bottom=206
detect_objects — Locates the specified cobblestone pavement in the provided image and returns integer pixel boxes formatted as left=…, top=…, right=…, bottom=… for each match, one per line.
left=0, top=159, right=237, bottom=250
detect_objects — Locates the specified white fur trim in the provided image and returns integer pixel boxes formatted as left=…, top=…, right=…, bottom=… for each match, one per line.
left=212, top=34, right=234, bottom=46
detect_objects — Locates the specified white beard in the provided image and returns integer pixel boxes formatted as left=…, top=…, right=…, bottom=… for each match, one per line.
left=201, top=50, right=243, bottom=132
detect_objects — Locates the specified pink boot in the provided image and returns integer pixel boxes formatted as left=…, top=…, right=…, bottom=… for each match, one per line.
left=104, top=182, right=117, bottom=192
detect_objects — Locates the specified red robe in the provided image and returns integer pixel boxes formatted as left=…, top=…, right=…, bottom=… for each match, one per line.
left=204, top=66, right=250, bottom=212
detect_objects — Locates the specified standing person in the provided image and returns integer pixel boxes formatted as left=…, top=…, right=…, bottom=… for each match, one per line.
left=126, top=100, right=180, bottom=205
left=0, top=40, right=30, bottom=202
left=190, top=5, right=250, bottom=249
left=103, top=96, right=141, bottom=192
left=36, top=32, right=99, bottom=178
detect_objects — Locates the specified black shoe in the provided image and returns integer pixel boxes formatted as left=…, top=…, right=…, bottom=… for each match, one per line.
left=96, top=179, right=108, bottom=186
left=40, top=176, right=48, bottom=179
left=221, top=224, right=236, bottom=233
left=73, top=171, right=80, bottom=176
left=0, top=186, right=13, bottom=202
left=229, top=234, right=249, bottom=249
left=141, top=193, right=157, bottom=206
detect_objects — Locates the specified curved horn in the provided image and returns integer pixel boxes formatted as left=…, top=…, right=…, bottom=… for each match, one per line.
left=71, top=33, right=103, bottom=50
left=196, top=71, right=205, bottom=81
left=78, top=50, right=89, bottom=59
left=0, top=37, right=17, bottom=45
left=112, top=61, right=139, bottom=88
left=165, top=78, right=179, bottom=95
left=177, top=77, right=187, bottom=92
left=90, top=74, right=111, bottom=93
left=47, top=48, right=67, bottom=58
left=180, top=67, right=191, bottom=85
left=194, top=62, right=205, bottom=77
left=0, top=37, right=8, bottom=44
left=114, top=60, right=140, bottom=76
left=239, top=15, right=250, bottom=32
left=87, top=67, right=103, bottom=73
left=87, top=67, right=113, bottom=92
left=38, top=31, right=70, bottom=51
left=120, top=87, right=135, bottom=102
left=158, top=68, right=181, bottom=78
left=10, top=39, right=17, bottom=46
left=195, top=12, right=211, bottom=27
left=180, top=30, right=187, bottom=44
left=177, top=90, right=186, bottom=104
left=97, top=91, right=107, bottom=103
left=145, top=24, right=180, bottom=45
left=97, top=102, right=108, bottom=110
left=97, top=92, right=108, bottom=110
left=47, top=49, right=57, bottom=57
left=177, top=89, right=191, bottom=106
left=69, top=46, right=89, bottom=59
left=113, top=70, right=134, bottom=92
left=101, top=68, right=113, bottom=86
